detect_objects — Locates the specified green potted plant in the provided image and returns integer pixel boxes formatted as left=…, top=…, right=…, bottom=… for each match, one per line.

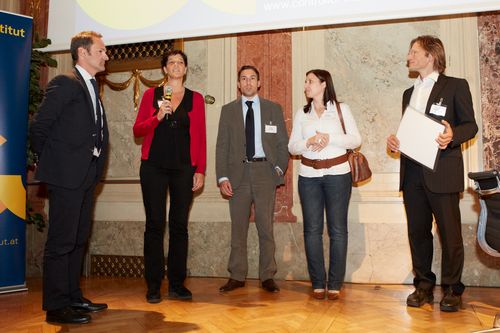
left=26, top=34, right=57, bottom=232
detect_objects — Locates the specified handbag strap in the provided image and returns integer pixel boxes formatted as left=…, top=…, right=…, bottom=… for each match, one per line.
left=335, top=101, right=357, bottom=154
left=335, top=101, right=347, bottom=134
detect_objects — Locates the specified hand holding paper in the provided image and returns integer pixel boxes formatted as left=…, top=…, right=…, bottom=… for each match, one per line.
left=395, top=106, right=445, bottom=171
left=387, top=134, right=400, bottom=153
left=436, top=120, right=453, bottom=149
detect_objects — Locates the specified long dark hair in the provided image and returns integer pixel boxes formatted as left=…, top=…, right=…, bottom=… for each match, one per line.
left=303, top=69, right=338, bottom=113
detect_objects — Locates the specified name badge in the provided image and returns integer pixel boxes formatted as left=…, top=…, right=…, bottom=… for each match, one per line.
left=430, top=103, right=446, bottom=117
left=265, top=124, right=277, bottom=133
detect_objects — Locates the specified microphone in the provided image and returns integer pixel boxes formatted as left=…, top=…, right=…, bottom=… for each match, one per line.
left=163, top=85, right=173, bottom=119
left=163, top=85, right=173, bottom=101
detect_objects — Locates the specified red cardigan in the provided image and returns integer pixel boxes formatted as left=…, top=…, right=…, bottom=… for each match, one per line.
left=133, top=87, right=206, bottom=175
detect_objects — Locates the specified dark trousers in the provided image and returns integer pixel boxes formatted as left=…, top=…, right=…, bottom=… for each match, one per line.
left=43, top=161, right=98, bottom=311
left=403, top=162, right=465, bottom=294
left=140, top=161, right=194, bottom=292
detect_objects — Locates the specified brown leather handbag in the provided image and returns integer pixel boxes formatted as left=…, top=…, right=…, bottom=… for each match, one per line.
left=335, top=102, right=372, bottom=184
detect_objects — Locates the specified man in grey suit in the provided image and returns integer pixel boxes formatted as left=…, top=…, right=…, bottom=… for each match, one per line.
left=216, top=65, right=289, bottom=293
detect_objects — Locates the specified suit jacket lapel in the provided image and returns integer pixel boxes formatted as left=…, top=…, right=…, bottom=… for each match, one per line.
left=403, top=87, right=413, bottom=112
left=260, top=99, right=271, bottom=140
left=425, top=74, right=447, bottom=115
left=73, top=67, right=96, bottom=124
left=260, top=98, right=276, bottom=158
left=232, top=98, right=245, bottom=145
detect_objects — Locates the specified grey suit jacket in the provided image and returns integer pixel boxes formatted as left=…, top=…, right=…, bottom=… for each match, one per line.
left=215, top=97, right=289, bottom=189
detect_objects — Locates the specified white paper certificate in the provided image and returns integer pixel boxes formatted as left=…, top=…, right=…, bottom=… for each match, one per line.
left=396, top=106, right=445, bottom=171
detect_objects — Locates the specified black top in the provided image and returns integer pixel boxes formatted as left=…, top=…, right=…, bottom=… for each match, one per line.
left=148, top=87, right=192, bottom=169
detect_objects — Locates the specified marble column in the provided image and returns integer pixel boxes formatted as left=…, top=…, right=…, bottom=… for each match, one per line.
left=478, top=11, right=500, bottom=170
left=237, top=31, right=296, bottom=222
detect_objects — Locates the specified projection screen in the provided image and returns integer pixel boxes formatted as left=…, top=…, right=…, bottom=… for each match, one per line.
left=45, top=0, right=500, bottom=51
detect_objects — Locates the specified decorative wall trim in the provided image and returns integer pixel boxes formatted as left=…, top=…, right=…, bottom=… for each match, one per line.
left=90, top=255, right=145, bottom=278
left=99, top=70, right=165, bottom=111
left=96, top=39, right=179, bottom=110
left=104, top=39, right=181, bottom=73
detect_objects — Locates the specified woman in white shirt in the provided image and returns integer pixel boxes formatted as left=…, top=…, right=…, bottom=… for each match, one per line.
left=288, top=69, right=361, bottom=300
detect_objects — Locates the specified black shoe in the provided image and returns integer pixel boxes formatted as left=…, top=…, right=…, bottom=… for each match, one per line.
left=406, top=289, right=433, bottom=307
left=262, top=279, right=280, bottom=293
left=146, top=290, right=162, bottom=304
left=46, top=306, right=91, bottom=324
left=219, top=278, right=245, bottom=292
left=168, top=286, right=192, bottom=300
left=440, top=289, right=462, bottom=312
left=71, top=297, right=108, bottom=313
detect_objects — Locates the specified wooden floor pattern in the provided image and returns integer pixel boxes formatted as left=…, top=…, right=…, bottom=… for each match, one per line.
left=1, top=277, right=499, bottom=333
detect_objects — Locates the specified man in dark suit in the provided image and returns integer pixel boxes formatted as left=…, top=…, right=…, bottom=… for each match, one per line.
left=387, top=35, right=478, bottom=312
left=30, top=31, right=110, bottom=324
left=216, top=65, right=289, bottom=293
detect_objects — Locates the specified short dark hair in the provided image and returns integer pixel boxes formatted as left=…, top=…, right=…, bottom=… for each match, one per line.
left=70, top=31, right=102, bottom=61
left=303, top=69, right=338, bottom=113
left=238, top=65, right=260, bottom=81
left=161, top=49, right=188, bottom=68
left=410, top=35, right=446, bottom=73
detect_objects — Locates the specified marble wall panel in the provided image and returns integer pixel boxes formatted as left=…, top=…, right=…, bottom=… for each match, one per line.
left=478, top=12, right=500, bottom=170
left=184, top=39, right=208, bottom=95
left=86, top=220, right=500, bottom=286
left=324, top=20, right=439, bottom=173
left=101, top=71, right=150, bottom=179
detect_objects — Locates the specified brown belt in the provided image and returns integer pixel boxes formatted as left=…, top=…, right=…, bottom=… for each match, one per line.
left=301, top=154, right=348, bottom=169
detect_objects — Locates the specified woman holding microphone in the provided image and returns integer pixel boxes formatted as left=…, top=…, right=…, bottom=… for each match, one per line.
left=133, top=49, right=206, bottom=303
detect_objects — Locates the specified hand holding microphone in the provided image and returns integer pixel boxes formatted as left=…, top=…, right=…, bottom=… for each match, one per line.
left=157, top=85, right=173, bottom=121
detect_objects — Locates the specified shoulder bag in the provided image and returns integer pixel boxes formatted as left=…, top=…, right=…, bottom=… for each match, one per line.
left=335, top=102, right=372, bottom=184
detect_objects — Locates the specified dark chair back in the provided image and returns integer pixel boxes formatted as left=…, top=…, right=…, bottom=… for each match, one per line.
left=468, top=170, right=500, bottom=255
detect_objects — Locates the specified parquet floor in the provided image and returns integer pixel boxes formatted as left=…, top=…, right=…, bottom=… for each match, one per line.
left=1, top=277, right=499, bottom=332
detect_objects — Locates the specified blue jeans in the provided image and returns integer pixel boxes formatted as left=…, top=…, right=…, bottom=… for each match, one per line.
left=298, top=173, right=352, bottom=290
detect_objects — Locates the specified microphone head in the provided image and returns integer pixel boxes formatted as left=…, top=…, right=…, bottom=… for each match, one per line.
left=163, top=85, right=173, bottom=100
left=204, top=94, right=215, bottom=104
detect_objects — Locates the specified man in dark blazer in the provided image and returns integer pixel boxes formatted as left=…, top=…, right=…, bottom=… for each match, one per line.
left=216, top=65, right=289, bottom=293
left=387, top=35, right=478, bottom=312
left=30, top=31, right=109, bottom=324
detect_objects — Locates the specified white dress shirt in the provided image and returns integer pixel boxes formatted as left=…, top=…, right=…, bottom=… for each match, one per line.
left=75, top=64, right=102, bottom=156
left=288, top=101, right=361, bottom=178
left=75, top=64, right=99, bottom=122
left=408, top=71, right=439, bottom=113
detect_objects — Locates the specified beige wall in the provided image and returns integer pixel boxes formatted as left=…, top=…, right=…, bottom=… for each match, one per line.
left=16, top=6, right=499, bottom=285
left=88, top=15, right=498, bottom=286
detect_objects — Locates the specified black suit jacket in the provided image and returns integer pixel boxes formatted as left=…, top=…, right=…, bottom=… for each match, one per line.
left=30, top=68, right=109, bottom=189
left=400, top=74, right=478, bottom=193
